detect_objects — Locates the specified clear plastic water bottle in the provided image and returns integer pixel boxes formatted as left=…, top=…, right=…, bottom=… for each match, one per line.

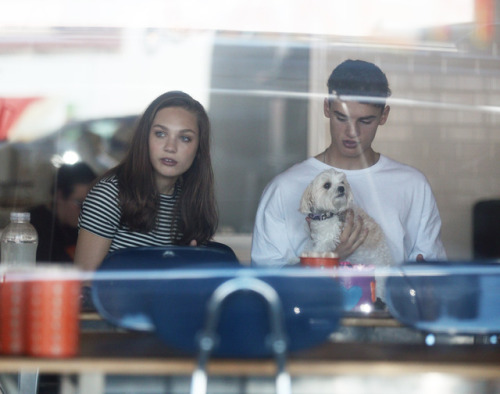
left=0, top=212, right=39, bottom=267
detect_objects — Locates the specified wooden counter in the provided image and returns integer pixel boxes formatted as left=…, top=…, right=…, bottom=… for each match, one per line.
left=79, top=310, right=404, bottom=329
left=1, top=331, right=500, bottom=379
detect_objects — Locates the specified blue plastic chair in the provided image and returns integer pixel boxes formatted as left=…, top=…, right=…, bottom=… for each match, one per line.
left=385, top=260, right=500, bottom=336
left=91, top=247, right=343, bottom=394
left=91, top=243, right=240, bottom=331
left=91, top=246, right=343, bottom=357
left=147, top=267, right=343, bottom=357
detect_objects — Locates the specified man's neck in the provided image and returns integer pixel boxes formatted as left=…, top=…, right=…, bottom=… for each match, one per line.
left=319, top=148, right=380, bottom=170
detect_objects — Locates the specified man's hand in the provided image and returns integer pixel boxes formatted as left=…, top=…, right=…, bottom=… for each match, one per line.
left=334, top=209, right=368, bottom=261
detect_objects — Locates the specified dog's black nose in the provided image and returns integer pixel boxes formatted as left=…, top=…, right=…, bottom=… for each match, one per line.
left=323, top=182, right=331, bottom=190
left=337, top=186, right=345, bottom=194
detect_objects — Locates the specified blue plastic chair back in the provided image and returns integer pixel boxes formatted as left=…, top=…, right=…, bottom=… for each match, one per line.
left=92, top=246, right=343, bottom=357
left=91, top=244, right=240, bottom=331
left=385, top=260, right=500, bottom=335
left=147, top=267, right=343, bottom=357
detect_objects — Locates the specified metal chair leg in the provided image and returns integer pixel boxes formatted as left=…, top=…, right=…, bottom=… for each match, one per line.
left=190, top=276, right=291, bottom=394
left=19, top=370, right=39, bottom=394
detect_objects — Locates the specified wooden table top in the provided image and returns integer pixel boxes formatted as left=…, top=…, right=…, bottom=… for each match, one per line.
left=79, top=310, right=404, bottom=328
left=1, top=331, right=499, bottom=379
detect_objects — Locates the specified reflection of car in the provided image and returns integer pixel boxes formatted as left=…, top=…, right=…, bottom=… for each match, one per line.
left=0, top=115, right=138, bottom=209
left=37, top=115, right=139, bottom=173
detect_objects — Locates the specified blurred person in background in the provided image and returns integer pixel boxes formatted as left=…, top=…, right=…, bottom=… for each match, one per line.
left=30, top=162, right=97, bottom=263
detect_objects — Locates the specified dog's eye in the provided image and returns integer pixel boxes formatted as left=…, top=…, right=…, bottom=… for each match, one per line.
left=323, top=182, right=331, bottom=190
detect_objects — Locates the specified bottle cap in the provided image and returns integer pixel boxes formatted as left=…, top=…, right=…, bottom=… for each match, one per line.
left=10, top=212, right=30, bottom=222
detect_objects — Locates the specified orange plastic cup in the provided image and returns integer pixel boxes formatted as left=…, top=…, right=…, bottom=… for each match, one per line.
left=0, top=271, right=28, bottom=355
left=25, top=267, right=81, bottom=358
left=300, top=252, right=339, bottom=268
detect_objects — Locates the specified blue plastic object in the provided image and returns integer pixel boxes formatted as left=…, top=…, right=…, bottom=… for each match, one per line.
left=91, top=244, right=240, bottom=330
left=385, top=260, right=500, bottom=335
left=91, top=245, right=343, bottom=357
left=147, top=267, right=343, bottom=357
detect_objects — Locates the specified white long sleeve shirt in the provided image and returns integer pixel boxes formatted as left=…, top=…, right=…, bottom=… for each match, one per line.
left=251, top=156, right=447, bottom=266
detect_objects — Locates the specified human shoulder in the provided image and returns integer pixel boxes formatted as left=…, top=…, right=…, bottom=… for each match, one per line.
left=267, top=157, right=325, bottom=189
left=80, top=173, right=121, bottom=228
left=377, top=155, right=429, bottom=184
left=95, top=173, right=119, bottom=186
left=90, top=173, right=119, bottom=193
left=29, top=204, right=51, bottom=218
left=256, top=157, right=327, bottom=215
left=84, top=173, right=120, bottom=207
left=29, top=204, right=53, bottom=227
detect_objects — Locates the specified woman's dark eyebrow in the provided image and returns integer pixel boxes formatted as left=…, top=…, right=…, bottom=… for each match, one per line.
left=151, top=124, right=196, bottom=133
left=178, top=128, right=197, bottom=134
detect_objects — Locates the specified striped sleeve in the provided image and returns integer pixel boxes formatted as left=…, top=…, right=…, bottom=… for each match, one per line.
left=78, top=176, right=121, bottom=239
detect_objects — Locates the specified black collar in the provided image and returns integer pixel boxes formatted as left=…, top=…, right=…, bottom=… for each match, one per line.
left=308, top=212, right=336, bottom=221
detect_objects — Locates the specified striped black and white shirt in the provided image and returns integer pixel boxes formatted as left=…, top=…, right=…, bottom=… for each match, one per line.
left=78, top=175, right=180, bottom=252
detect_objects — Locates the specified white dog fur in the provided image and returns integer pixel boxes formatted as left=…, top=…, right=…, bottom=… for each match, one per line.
left=300, top=169, right=394, bottom=298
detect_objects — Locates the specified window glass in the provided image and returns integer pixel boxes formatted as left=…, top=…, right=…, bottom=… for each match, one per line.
left=0, top=0, right=497, bottom=263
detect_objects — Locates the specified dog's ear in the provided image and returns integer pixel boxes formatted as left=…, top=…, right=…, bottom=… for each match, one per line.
left=337, top=172, right=354, bottom=208
left=346, top=190, right=354, bottom=207
left=299, top=183, right=314, bottom=214
left=345, top=181, right=354, bottom=207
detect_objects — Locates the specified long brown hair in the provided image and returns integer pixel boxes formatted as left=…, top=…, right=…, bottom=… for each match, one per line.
left=108, top=91, right=217, bottom=244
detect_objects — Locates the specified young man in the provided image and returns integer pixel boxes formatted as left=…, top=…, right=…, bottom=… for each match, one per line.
left=30, top=162, right=97, bottom=263
left=251, top=59, right=446, bottom=266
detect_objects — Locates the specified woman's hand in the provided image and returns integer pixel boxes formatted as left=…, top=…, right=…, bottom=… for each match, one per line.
left=334, top=209, right=368, bottom=261
left=189, top=240, right=198, bottom=246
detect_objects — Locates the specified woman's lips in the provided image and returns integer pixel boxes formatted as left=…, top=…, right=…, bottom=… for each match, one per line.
left=161, top=158, right=177, bottom=166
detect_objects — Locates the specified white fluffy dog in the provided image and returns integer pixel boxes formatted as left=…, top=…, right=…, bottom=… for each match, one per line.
left=300, top=168, right=394, bottom=269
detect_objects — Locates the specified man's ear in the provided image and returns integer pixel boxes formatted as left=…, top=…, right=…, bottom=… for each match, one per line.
left=379, top=105, right=390, bottom=125
left=324, top=98, right=331, bottom=118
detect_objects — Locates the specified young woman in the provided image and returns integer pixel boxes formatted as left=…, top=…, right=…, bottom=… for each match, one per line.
left=75, top=91, right=218, bottom=271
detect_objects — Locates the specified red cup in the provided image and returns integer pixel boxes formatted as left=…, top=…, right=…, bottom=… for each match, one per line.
left=25, top=267, right=81, bottom=358
left=0, top=271, right=28, bottom=355
left=300, top=252, right=339, bottom=268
